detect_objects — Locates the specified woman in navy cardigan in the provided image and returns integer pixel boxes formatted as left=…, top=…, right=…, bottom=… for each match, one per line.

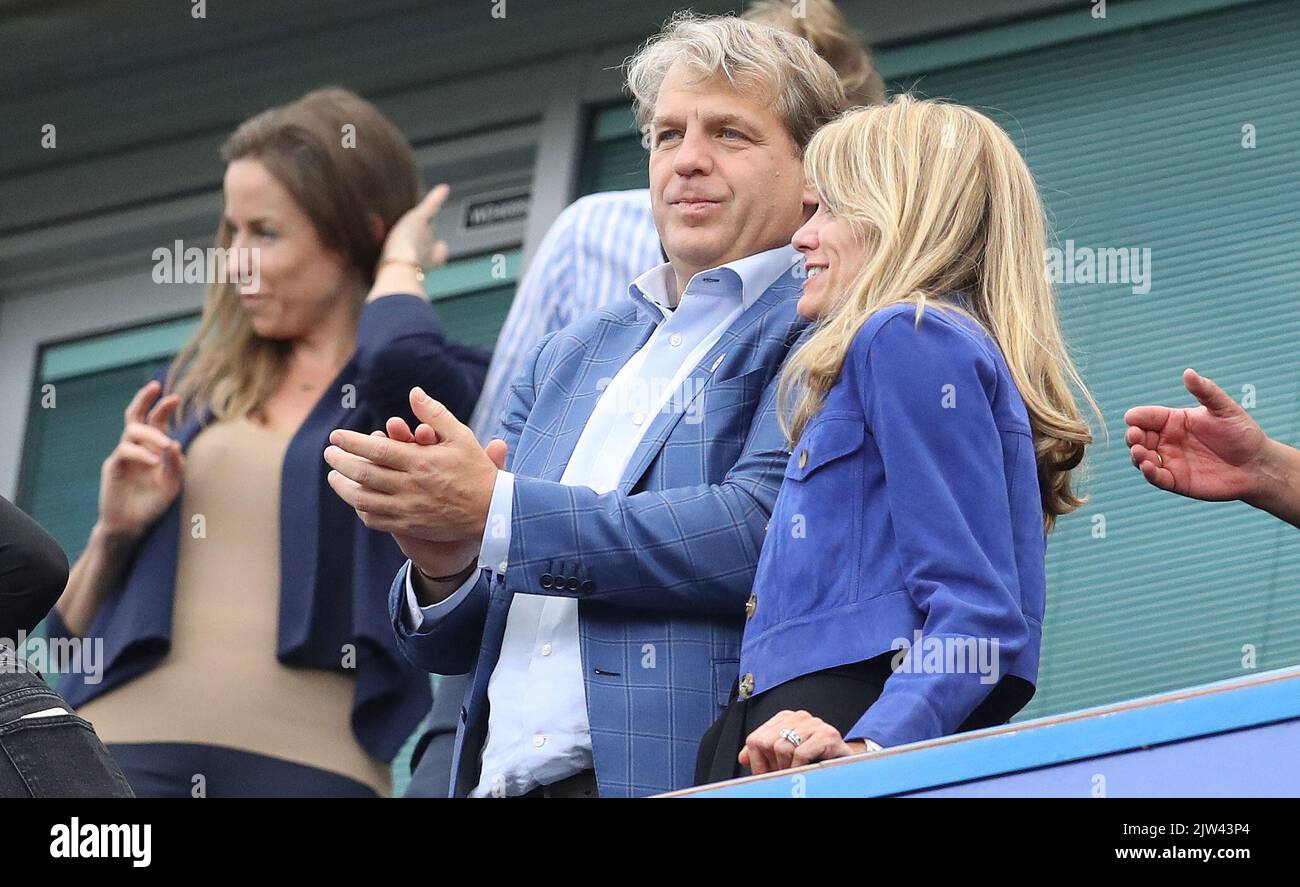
left=48, top=89, right=486, bottom=797
left=697, top=95, right=1098, bottom=782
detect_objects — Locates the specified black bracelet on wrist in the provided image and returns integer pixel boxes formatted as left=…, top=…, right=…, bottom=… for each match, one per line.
left=419, top=558, right=478, bottom=584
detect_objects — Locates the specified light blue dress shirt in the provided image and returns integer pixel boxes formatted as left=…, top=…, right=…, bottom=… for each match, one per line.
left=406, top=244, right=801, bottom=796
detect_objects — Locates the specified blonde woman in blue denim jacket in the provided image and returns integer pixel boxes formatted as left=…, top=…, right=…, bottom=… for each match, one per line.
left=697, top=95, right=1098, bottom=783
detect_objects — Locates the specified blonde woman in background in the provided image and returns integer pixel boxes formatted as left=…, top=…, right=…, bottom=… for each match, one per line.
left=697, top=95, right=1098, bottom=782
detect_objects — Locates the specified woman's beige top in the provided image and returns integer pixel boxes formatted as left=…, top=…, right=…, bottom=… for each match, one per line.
left=78, top=418, right=390, bottom=796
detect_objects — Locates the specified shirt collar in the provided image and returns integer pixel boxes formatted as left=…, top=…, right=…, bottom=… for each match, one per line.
left=629, top=244, right=801, bottom=321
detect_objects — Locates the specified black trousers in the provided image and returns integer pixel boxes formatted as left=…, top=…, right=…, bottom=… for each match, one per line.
left=695, top=653, right=896, bottom=786
left=0, top=496, right=69, bottom=638
left=695, top=652, right=1035, bottom=786
left=107, top=743, right=380, bottom=798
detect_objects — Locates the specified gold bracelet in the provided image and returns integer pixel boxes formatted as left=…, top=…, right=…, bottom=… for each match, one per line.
left=378, top=257, right=425, bottom=284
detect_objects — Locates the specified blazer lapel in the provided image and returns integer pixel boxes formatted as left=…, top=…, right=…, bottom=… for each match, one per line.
left=530, top=305, right=657, bottom=483
left=617, top=270, right=801, bottom=495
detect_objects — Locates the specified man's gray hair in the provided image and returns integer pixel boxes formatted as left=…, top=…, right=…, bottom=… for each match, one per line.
left=624, top=11, right=848, bottom=154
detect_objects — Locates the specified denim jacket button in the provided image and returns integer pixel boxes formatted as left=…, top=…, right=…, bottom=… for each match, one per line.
left=745, top=593, right=757, bottom=619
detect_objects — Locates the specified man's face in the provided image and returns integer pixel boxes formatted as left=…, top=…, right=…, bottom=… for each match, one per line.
left=648, top=62, right=810, bottom=289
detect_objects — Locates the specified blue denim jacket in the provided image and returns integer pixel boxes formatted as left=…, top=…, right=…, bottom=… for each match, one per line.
left=739, top=303, right=1046, bottom=749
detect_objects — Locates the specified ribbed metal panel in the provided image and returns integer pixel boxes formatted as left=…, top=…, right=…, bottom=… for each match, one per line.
left=900, top=0, right=1300, bottom=717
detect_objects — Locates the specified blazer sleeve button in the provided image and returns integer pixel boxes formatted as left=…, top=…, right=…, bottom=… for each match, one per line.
left=540, top=574, right=554, bottom=589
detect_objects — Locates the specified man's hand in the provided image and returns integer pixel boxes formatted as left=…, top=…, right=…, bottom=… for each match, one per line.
left=324, top=386, right=500, bottom=549
left=1125, top=368, right=1274, bottom=503
left=383, top=419, right=500, bottom=581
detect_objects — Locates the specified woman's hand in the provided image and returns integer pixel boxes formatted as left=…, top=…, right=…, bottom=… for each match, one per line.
left=740, top=709, right=876, bottom=774
left=367, top=184, right=451, bottom=300
left=97, top=380, right=185, bottom=541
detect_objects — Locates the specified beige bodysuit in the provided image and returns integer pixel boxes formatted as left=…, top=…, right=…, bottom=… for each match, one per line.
left=77, top=417, right=390, bottom=796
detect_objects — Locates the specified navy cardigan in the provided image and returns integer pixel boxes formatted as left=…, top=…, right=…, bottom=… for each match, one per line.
left=45, top=294, right=488, bottom=762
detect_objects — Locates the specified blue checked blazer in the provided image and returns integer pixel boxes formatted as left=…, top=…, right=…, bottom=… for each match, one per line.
left=389, top=267, right=807, bottom=797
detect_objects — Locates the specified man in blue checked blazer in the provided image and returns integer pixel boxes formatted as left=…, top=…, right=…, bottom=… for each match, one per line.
left=324, top=14, right=849, bottom=796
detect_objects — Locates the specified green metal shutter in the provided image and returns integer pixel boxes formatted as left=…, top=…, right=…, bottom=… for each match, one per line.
left=431, top=284, right=515, bottom=350
left=18, top=314, right=200, bottom=559
left=900, top=0, right=1300, bottom=719
left=423, top=247, right=522, bottom=350
left=19, top=359, right=174, bottom=560
left=579, top=105, right=648, bottom=195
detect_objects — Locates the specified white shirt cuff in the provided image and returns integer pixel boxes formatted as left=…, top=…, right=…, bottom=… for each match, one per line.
left=404, top=561, right=478, bottom=631
left=478, top=470, right=514, bottom=576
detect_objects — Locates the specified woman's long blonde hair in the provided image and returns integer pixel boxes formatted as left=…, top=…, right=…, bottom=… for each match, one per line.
left=168, top=88, right=420, bottom=422
left=779, top=94, right=1099, bottom=532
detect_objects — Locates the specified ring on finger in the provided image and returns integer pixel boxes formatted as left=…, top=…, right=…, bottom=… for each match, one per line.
left=778, top=727, right=803, bottom=748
